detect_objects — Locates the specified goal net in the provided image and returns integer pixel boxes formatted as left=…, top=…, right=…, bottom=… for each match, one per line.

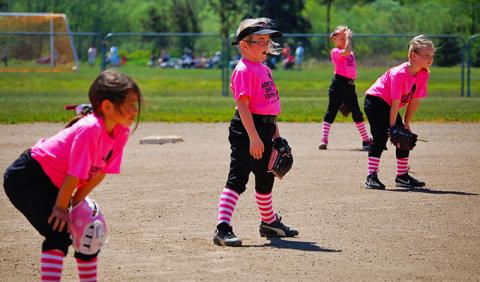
left=0, top=12, right=79, bottom=72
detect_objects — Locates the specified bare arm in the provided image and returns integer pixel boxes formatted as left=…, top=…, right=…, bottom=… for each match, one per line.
left=389, top=99, right=401, bottom=127
left=48, top=175, right=78, bottom=232
left=341, top=28, right=353, bottom=56
left=236, top=96, right=264, bottom=160
left=273, top=124, right=280, bottom=139
left=71, top=172, right=106, bottom=207
left=404, top=98, right=421, bottom=131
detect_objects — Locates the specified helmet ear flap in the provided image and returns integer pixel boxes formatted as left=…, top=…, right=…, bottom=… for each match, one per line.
left=69, top=197, right=107, bottom=255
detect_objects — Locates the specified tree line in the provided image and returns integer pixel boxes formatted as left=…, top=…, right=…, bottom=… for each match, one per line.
left=1, top=0, right=479, bottom=66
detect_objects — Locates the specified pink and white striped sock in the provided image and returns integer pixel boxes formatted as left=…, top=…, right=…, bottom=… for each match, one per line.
left=355, top=121, right=370, bottom=141
left=217, top=187, right=239, bottom=225
left=40, top=249, right=64, bottom=281
left=255, top=191, right=276, bottom=224
left=396, top=157, right=409, bottom=176
left=321, top=121, right=332, bottom=144
left=368, top=156, right=380, bottom=175
left=76, top=257, right=98, bottom=282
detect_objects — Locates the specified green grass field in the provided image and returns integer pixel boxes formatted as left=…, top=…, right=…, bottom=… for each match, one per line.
left=0, top=63, right=479, bottom=123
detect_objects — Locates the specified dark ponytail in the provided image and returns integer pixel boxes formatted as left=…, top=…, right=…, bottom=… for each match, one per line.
left=65, top=70, right=142, bottom=131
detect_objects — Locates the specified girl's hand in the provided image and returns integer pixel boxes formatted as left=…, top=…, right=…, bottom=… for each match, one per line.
left=404, top=123, right=411, bottom=132
left=48, top=206, right=70, bottom=232
left=250, top=135, right=264, bottom=160
left=346, top=28, right=353, bottom=38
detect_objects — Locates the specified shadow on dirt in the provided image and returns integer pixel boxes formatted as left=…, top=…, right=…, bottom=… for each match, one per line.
left=245, top=237, right=342, bottom=252
left=387, top=187, right=478, bottom=196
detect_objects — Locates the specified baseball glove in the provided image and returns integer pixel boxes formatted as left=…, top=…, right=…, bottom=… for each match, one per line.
left=389, top=126, right=417, bottom=150
left=268, top=137, right=293, bottom=179
left=339, top=103, right=350, bottom=117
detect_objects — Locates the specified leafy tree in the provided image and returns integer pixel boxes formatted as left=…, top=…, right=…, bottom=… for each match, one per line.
left=141, top=6, right=170, bottom=49
left=0, top=1, right=8, bottom=11
left=208, top=0, right=245, bottom=40
left=435, top=36, right=462, bottom=66
left=246, top=0, right=311, bottom=33
left=170, top=0, right=201, bottom=50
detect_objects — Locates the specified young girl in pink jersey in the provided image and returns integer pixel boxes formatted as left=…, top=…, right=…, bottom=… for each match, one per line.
left=319, top=25, right=373, bottom=150
left=364, top=35, right=434, bottom=189
left=213, top=18, right=298, bottom=247
left=3, top=70, right=141, bottom=281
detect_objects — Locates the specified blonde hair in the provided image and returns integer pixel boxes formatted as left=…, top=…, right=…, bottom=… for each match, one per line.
left=330, top=25, right=349, bottom=39
left=408, top=35, right=434, bottom=55
left=236, top=18, right=281, bottom=56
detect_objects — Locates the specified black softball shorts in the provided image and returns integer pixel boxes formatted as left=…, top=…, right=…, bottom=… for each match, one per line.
left=323, top=75, right=365, bottom=124
left=225, top=111, right=277, bottom=195
left=3, top=150, right=98, bottom=260
left=364, top=95, right=410, bottom=159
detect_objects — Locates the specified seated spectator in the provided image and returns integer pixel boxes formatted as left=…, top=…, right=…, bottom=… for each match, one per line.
left=229, top=53, right=241, bottom=69
left=149, top=52, right=157, bottom=67
left=180, top=47, right=194, bottom=68
left=195, top=53, right=211, bottom=68
left=210, top=51, right=222, bottom=68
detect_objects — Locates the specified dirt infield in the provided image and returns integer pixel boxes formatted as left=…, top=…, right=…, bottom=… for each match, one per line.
left=1, top=122, right=479, bottom=281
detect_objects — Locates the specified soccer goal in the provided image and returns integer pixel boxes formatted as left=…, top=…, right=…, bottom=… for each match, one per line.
left=0, top=12, right=79, bottom=72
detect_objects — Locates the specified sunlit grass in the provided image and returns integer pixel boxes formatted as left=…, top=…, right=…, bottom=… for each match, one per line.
left=0, top=63, right=478, bottom=123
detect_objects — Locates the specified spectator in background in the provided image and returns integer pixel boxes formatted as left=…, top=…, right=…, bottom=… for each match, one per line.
left=210, top=51, right=222, bottom=68
left=266, top=54, right=277, bottom=69
left=281, top=42, right=294, bottom=70
left=180, top=47, right=194, bottom=68
left=100, top=41, right=108, bottom=69
left=158, top=49, right=172, bottom=68
left=1, top=47, right=7, bottom=66
left=87, top=46, right=97, bottom=66
left=149, top=52, right=157, bottom=67
left=108, top=45, right=120, bottom=67
left=195, top=53, right=210, bottom=68
left=229, top=53, right=241, bottom=69
left=295, top=41, right=305, bottom=70
left=159, top=49, right=170, bottom=63
left=281, top=42, right=291, bottom=59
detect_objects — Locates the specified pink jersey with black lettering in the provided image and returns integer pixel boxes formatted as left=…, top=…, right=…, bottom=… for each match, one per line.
left=31, top=113, right=130, bottom=188
left=366, top=62, right=429, bottom=107
left=230, top=58, right=280, bottom=115
left=331, top=48, right=357, bottom=79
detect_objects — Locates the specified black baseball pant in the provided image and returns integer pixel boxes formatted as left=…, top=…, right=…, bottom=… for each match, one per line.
left=364, top=95, right=410, bottom=159
left=225, top=111, right=277, bottom=195
left=323, top=74, right=365, bottom=124
left=3, top=150, right=98, bottom=260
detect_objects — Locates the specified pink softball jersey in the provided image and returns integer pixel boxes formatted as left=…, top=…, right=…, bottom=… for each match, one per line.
left=331, top=48, right=357, bottom=80
left=31, top=113, right=130, bottom=188
left=230, top=58, right=281, bottom=115
left=366, top=62, right=429, bottom=107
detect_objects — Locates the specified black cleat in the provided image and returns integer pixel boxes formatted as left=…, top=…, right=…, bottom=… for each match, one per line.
left=213, top=222, right=242, bottom=247
left=259, top=215, right=299, bottom=237
left=395, top=173, right=426, bottom=188
left=365, top=173, right=385, bottom=190
left=319, top=143, right=327, bottom=150
left=361, top=139, right=374, bottom=151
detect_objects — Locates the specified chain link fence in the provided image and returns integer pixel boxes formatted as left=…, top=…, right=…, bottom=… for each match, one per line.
left=0, top=27, right=478, bottom=97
